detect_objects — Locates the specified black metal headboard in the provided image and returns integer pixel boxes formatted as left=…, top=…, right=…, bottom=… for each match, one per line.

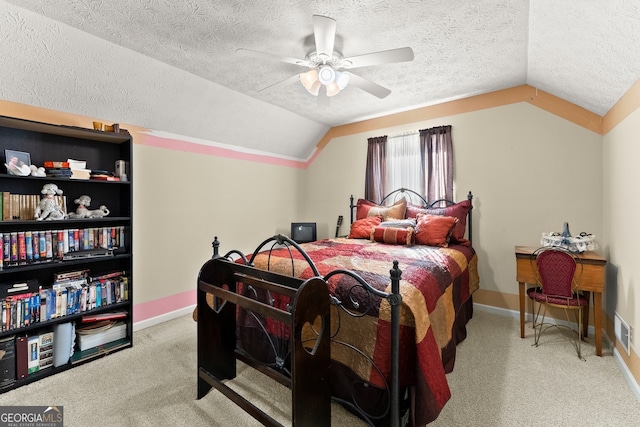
left=349, top=188, right=474, bottom=244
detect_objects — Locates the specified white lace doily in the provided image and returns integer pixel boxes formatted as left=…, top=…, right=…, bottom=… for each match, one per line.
left=541, top=233, right=596, bottom=253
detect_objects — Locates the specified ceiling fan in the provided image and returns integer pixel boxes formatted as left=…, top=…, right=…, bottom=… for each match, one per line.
left=236, top=15, right=414, bottom=102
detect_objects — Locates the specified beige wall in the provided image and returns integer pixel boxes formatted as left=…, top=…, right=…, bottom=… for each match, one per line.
left=304, top=102, right=603, bottom=301
left=133, top=143, right=302, bottom=304
left=603, top=105, right=640, bottom=371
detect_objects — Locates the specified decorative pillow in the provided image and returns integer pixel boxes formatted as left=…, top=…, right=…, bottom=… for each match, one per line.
left=379, top=218, right=417, bottom=229
left=348, top=215, right=383, bottom=239
left=371, top=226, right=414, bottom=245
left=406, top=199, right=471, bottom=245
left=414, top=213, right=458, bottom=247
left=356, top=197, right=407, bottom=221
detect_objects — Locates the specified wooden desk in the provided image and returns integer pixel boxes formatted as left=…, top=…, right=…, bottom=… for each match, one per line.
left=515, top=246, right=607, bottom=356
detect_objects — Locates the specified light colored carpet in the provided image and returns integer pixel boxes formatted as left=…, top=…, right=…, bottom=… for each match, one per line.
left=1, top=309, right=638, bottom=426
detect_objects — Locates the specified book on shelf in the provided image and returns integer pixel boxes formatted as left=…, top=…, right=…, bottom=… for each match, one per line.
left=70, top=168, right=91, bottom=180
left=45, top=168, right=72, bottom=178
left=70, top=337, right=129, bottom=364
left=15, top=336, right=28, bottom=379
left=88, top=270, right=125, bottom=282
left=27, top=335, right=39, bottom=375
left=0, top=192, right=66, bottom=221
left=1, top=192, right=9, bottom=221
left=90, top=175, right=120, bottom=181
left=67, top=159, right=86, bottom=170
left=43, top=161, right=69, bottom=169
left=0, top=225, right=125, bottom=268
left=76, top=320, right=126, bottom=352
left=76, top=319, right=118, bottom=335
left=81, top=311, right=127, bottom=323
left=1, top=272, right=129, bottom=330
left=0, top=280, right=41, bottom=331
left=38, top=331, right=54, bottom=371
left=0, top=335, right=16, bottom=389
left=54, top=269, right=90, bottom=282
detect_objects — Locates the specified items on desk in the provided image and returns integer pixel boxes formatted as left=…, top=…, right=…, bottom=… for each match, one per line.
left=541, top=222, right=596, bottom=253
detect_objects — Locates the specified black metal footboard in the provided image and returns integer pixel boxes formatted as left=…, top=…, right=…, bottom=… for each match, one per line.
left=197, top=235, right=404, bottom=427
left=197, top=238, right=331, bottom=426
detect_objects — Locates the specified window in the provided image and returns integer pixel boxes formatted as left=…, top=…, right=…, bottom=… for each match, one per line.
left=365, top=125, right=453, bottom=203
left=385, top=132, right=423, bottom=195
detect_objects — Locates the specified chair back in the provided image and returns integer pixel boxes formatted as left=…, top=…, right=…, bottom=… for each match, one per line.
left=535, top=248, right=578, bottom=297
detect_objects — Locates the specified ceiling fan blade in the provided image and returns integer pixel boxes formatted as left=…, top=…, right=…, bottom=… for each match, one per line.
left=312, top=15, right=336, bottom=58
left=346, top=72, right=392, bottom=99
left=342, top=47, right=414, bottom=69
left=236, top=48, right=309, bottom=67
left=257, top=74, right=301, bottom=93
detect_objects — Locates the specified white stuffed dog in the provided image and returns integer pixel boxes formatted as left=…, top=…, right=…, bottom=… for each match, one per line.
left=35, top=183, right=67, bottom=220
left=67, top=195, right=110, bottom=219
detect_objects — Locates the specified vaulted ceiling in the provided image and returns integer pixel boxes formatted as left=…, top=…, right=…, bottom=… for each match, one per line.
left=4, top=0, right=640, bottom=158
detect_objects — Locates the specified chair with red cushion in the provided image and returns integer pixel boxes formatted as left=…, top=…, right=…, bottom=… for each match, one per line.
left=527, top=247, right=587, bottom=359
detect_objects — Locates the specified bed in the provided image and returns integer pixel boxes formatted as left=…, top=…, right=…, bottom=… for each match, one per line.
left=196, top=189, right=479, bottom=426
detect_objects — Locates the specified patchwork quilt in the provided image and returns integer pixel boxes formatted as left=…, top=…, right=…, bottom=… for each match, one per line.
left=236, top=237, right=479, bottom=425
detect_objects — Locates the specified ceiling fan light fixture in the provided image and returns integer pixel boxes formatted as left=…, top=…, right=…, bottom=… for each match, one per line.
left=299, top=69, right=318, bottom=90
left=335, top=71, right=350, bottom=90
left=306, top=80, right=321, bottom=96
left=326, top=82, right=340, bottom=97
left=317, top=65, right=336, bottom=85
left=326, top=71, right=350, bottom=97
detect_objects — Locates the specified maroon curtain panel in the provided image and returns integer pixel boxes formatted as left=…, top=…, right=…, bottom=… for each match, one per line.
left=365, top=135, right=387, bottom=203
left=420, top=126, right=453, bottom=203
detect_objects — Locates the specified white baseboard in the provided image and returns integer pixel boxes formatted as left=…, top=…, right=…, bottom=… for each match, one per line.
left=133, top=305, right=196, bottom=332
left=474, top=302, right=640, bottom=402
left=613, top=347, right=640, bottom=401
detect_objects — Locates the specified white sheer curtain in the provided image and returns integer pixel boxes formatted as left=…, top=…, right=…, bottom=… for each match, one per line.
left=384, top=131, right=424, bottom=198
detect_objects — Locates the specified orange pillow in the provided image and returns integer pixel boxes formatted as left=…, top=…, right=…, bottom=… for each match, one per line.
left=414, top=213, right=458, bottom=247
left=371, top=226, right=414, bottom=245
left=407, top=200, right=471, bottom=245
left=348, top=215, right=382, bottom=239
left=356, top=198, right=407, bottom=221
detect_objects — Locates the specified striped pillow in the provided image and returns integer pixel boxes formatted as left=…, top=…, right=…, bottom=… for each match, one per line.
left=371, top=226, right=414, bottom=245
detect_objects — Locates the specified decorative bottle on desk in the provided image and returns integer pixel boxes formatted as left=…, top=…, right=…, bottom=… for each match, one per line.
left=561, top=222, right=571, bottom=245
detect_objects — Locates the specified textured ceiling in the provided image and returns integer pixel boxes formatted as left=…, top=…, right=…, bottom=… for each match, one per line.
left=3, top=0, right=640, bottom=151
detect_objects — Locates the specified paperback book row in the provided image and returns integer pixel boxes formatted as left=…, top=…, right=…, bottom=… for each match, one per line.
left=1, top=192, right=68, bottom=221
left=0, top=225, right=126, bottom=269
left=1, top=270, right=129, bottom=332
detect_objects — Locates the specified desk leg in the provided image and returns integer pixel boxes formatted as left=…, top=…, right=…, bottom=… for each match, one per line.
left=519, top=281, right=525, bottom=338
left=594, top=292, right=603, bottom=356
left=582, top=291, right=590, bottom=338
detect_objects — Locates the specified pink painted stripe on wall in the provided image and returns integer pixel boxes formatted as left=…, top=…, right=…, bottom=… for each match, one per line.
left=133, top=289, right=196, bottom=323
left=137, top=132, right=320, bottom=169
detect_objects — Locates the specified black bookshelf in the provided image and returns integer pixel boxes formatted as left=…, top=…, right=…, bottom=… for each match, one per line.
left=0, top=115, right=133, bottom=393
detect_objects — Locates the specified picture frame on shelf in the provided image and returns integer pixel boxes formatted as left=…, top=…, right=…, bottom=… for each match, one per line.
left=4, top=149, right=32, bottom=176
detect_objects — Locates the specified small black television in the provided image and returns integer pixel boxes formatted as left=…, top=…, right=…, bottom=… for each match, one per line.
left=290, top=222, right=317, bottom=243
